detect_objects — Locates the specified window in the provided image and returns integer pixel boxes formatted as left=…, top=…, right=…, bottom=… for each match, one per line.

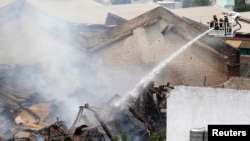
left=240, top=48, right=250, bottom=55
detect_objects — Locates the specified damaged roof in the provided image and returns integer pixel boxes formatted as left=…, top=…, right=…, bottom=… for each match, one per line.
left=82, top=6, right=239, bottom=85
left=86, top=6, right=237, bottom=57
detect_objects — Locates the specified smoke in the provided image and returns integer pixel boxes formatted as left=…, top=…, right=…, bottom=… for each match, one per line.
left=0, top=0, right=147, bottom=134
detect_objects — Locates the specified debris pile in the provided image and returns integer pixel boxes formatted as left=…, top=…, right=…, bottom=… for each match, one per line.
left=0, top=65, right=169, bottom=141
left=0, top=65, right=55, bottom=140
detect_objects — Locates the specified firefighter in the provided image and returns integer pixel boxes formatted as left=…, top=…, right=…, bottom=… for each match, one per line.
left=219, top=18, right=224, bottom=30
left=224, top=15, right=229, bottom=35
left=224, top=15, right=229, bottom=24
left=224, top=15, right=229, bottom=28
left=213, top=15, right=218, bottom=23
left=209, top=20, right=214, bottom=28
left=213, top=15, right=219, bottom=30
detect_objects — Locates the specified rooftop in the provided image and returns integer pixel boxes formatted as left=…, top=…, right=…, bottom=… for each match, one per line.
left=0, top=0, right=159, bottom=24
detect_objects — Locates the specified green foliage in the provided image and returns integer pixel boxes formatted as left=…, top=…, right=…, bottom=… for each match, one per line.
left=234, top=0, right=250, bottom=12
left=148, top=130, right=166, bottom=141
left=111, top=135, right=119, bottom=141
left=121, top=132, right=128, bottom=141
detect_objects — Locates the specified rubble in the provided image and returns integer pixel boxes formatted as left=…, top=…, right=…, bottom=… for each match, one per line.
left=0, top=65, right=169, bottom=141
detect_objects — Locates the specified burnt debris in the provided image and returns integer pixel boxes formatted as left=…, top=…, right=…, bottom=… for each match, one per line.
left=0, top=65, right=169, bottom=141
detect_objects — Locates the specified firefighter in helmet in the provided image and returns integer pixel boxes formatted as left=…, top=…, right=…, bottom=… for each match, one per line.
left=224, top=15, right=230, bottom=35
left=210, top=20, right=214, bottom=28
left=213, top=15, right=218, bottom=22
left=219, top=18, right=224, bottom=29
left=213, top=15, right=219, bottom=30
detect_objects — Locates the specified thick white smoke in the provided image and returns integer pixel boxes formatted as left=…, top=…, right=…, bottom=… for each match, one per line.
left=0, top=0, right=148, bottom=131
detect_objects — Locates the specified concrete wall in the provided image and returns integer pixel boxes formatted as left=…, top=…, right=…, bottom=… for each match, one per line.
left=167, top=86, right=250, bottom=141
left=93, top=19, right=228, bottom=86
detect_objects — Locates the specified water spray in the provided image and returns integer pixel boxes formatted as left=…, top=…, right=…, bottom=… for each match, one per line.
left=114, top=29, right=213, bottom=108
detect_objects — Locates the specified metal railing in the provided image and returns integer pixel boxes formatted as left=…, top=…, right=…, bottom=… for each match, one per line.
left=208, top=22, right=233, bottom=37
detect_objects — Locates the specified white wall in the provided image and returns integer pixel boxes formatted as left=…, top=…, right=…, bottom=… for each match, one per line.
left=167, top=86, right=250, bottom=141
left=246, top=0, right=250, bottom=4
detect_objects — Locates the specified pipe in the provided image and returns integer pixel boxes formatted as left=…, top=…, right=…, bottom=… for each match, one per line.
left=233, top=16, right=242, bottom=35
left=85, top=106, right=113, bottom=140
left=128, top=106, right=152, bottom=135
left=238, top=17, right=250, bottom=24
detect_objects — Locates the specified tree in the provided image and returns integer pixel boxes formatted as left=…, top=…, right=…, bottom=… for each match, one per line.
left=192, top=0, right=211, bottom=7
left=234, top=0, right=250, bottom=12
